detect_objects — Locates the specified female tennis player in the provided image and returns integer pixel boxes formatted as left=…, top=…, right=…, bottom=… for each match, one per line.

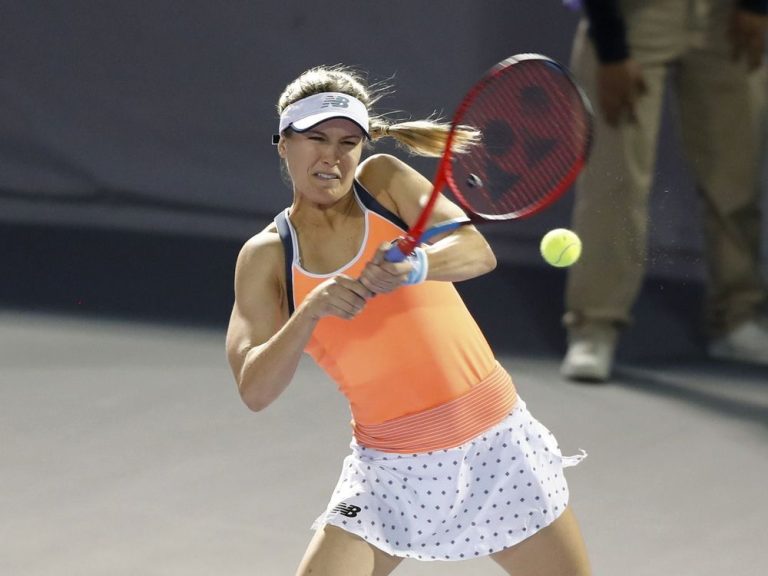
left=226, top=65, right=591, bottom=576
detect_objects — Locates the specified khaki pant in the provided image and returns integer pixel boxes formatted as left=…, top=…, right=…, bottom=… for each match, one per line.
left=565, top=0, right=766, bottom=337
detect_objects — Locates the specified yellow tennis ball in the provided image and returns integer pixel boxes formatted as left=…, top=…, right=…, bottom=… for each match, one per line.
left=540, top=228, right=582, bottom=267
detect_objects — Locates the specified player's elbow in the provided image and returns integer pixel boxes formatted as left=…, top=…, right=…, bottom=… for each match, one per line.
left=482, top=254, right=497, bottom=276
left=460, top=246, right=496, bottom=281
left=239, top=383, right=273, bottom=412
left=460, top=228, right=496, bottom=275
left=485, top=250, right=497, bottom=273
left=478, top=240, right=497, bottom=274
left=235, top=367, right=274, bottom=412
left=243, top=398, right=269, bottom=413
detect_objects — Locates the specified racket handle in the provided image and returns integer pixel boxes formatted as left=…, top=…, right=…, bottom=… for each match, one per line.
left=418, top=217, right=469, bottom=244
left=385, top=240, right=410, bottom=262
left=385, top=217, right=470, bottom=262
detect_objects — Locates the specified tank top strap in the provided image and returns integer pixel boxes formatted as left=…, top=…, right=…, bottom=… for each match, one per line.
left=274, top=208, right=297, bottom=316
left=353, top=180, right=408, bottom=231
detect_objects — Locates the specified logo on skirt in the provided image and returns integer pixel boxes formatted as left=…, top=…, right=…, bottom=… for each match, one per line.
left=331, top=502, right=362, bottom=518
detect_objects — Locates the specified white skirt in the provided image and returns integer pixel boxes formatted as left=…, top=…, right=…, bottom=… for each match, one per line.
left=312, top=398, right=586, bottom=561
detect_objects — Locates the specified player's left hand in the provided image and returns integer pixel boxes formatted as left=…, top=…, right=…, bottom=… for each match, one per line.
left=358, top=242, right=413, bottom=294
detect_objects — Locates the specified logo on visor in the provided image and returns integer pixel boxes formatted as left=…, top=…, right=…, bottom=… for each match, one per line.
left=321, top=95, right=350, bottom=109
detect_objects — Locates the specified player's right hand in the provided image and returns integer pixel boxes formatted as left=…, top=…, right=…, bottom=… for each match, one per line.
left=358, top=242, right=414, bottom=295
left=303, top=275, right=374, bottom=321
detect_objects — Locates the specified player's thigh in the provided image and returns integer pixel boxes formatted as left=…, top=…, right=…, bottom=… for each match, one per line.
left=489, top=506, right=591, bottom=576
left=295, top=524, right=403, bottom=576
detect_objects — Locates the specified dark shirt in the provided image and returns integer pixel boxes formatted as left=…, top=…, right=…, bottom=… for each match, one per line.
left=581, top=0, right=768, bottom=62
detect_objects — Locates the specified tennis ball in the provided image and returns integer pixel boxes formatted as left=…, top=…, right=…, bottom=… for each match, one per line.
left=540, top=228, right=582, bottom=267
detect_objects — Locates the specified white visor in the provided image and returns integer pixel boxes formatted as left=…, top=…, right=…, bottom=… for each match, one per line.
left=277, top=92, right=370, bottom=140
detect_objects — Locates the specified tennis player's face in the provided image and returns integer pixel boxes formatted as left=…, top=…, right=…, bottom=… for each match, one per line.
left=280, top=119, right=365, bottom=203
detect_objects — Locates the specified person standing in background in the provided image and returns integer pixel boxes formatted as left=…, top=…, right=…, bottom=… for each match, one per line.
left=756, top=45, right=768, bottom=279
left=562, top=0, right=768, bottom=382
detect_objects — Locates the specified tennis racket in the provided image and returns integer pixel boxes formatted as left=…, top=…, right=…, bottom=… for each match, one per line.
left=386, top=53, right=593, bottom=262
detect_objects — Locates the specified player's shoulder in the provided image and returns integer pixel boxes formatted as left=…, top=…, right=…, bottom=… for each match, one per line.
left=358, top=153, right=410, bottom=182
left=357, top=153, right=418, bottom=211
left=236, top=222, right=284, bottom=273
left=232, top=222, right=289, bottom=318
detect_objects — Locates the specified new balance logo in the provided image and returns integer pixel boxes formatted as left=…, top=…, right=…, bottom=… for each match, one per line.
left=331, top=502, right=361, bottom=518
left=321, top=95, right=350, bottom=109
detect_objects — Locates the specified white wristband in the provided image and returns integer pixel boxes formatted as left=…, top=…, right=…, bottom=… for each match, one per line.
left=404, top=246, right=429, bottom=285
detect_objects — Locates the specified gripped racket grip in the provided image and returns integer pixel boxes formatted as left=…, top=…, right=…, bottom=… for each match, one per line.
left=384, top=241, right=408, bottom=262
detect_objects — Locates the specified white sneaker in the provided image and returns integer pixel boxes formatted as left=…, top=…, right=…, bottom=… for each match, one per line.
left=708, top=318, right=768, bottom=366
left=561, top=326, right=618, bottom=382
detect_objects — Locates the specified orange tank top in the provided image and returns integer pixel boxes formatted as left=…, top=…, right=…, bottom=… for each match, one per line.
left=275, top=181, right=517, bottom=449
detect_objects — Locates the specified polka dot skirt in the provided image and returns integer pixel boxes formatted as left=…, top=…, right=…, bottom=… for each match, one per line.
left=311, top=398, right=586, bottom=561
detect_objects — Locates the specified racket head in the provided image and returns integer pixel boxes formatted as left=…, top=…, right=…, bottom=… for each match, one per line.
left=446, top=53, right=593, bottom=221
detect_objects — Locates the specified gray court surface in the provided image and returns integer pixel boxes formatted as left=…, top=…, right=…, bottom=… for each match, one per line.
left=2, top=311, right=767, bottom=576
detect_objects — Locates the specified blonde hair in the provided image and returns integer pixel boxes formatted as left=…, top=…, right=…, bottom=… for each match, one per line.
left=277, top=65, right=479, bottom=157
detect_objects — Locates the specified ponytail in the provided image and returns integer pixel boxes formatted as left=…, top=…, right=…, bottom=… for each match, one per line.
left=369, top=117, right=480, bottom=157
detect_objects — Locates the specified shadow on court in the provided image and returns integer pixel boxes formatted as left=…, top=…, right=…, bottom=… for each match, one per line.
left=612, top=363, right=768, bottom=432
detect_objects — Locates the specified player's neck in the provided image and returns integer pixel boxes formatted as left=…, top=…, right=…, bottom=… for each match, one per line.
left=290, top=190, right=361, bottom=231
left=290, top=192, right=366, bottom=274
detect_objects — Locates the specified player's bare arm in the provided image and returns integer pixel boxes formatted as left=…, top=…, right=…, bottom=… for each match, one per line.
left=226, top=228, right=373, bottom=411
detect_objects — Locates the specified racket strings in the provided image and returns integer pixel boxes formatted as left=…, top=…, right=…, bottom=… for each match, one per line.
left=449, top=61, right=591, bottom=219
